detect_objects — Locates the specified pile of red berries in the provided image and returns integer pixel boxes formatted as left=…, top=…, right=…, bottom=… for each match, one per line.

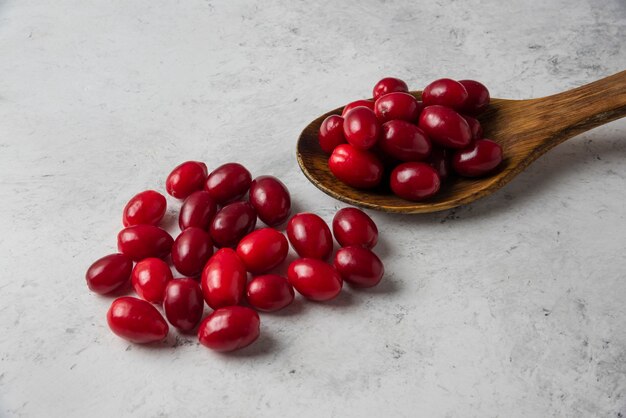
left=319, top=77, right=504, bottom=200
left=86, top=161, right=383, bottom=352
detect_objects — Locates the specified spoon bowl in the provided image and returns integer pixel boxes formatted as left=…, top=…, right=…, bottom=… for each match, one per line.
left=297, top=71, right=626, bottom=213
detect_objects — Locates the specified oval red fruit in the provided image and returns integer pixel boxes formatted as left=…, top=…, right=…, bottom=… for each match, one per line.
left=107, top=297, right=168, bottom=343
left=373, top=77, right=409, bottom=101
left=246, top=274, right=295, bottom=312
left=131, top=257, right=173, bottom=303
left=452, top=139, right=503, bottom=177
left=166, top=161, right=208, bottom=199
left=172, top=227, right=214, bottom=277
left=287, top=258, right=343, bottom=301
left=201, top=248, right=247, bottom=309
left=418, top=105, right=472, bottom=149
left=117, top=225, right=174, bottom=261
left=198, top=306, right=260, bottom=352
left=318, top=115, right=346, bottom=154
left=248, top=176, right=291, bottom=227
left=236, top=228, right=288, bottom=274
left=332, top=207, right=378, bottom=249
left=328, top=144, right=383, bottom=189
left=334, top=246, right=384, bottom=288
left=210, top=201, right=257, bottom=248
left=380, top=120, right=431, bottom=162
left=85, top=253, right=133, bottom=295
left=390, top=162, right=441, bottom=201
left=179, top=191, right=217, bottom=230
left=163, top=279, right=204, bottom=332
left=374, top=92, right=423, bottom=123
left=122, top=190, right=166, bottom=227
left=205, top=162, right=252, bottom=204
left=287, top=213, right=333, bottom=260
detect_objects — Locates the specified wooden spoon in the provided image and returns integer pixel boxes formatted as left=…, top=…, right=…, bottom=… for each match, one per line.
left=296, top=70, right=626, bottom=213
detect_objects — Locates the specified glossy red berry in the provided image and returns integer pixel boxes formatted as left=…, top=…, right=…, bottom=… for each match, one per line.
left=318, top=115, right=346, bottom=154
left=380, top=120, right=431, bottom=162
left=236, top=228, right=288, bottom=274
left=418, top=105, right=472, bottom=149
left=179, top=191, right=217, bottom=230
left=163, top=279, right=204, bottom=332
left=122, top=190, right=166, bottom=227
left=248, top=176, right=291, bottom=227
left=198, top=306, right=260, bottom=352
left=459, top=79, right=490, bottom=115
left=374, top=92, right=422, bottom=123
left=166, top=161, right=208, bottom=199
left=341, top=99, right=375, bottom=117
left=131, top=258, right=173, bottom=303
left=172, top=227, right=214, bottom=277
left=85, top=253, right=133, bottom=295
left=246, top=274, right=295, bottom=312
left=107, top=297, right=168, bottom=343
left=332, top=207, right=378, bottom=249
left=463, top=115, right=483, bottom=140
left=390, top=162, right=441, bottom=201
left=452, top=139, right=503, bottom=177
left=201, top=248, right=247, bottom=309
left=428, top=147, right=452, bottom=181
left=328, top=144, right=383, bottom=189
left=422, top=78, right=468, bottom=110
left=210, top=201, right=257, bottom=248
left=334, top=246, right=384, bottom=288
left=373, top=77, right=409, bottom=101
left=287, top=258, right=343, bottom=301
left=287, top=213, right=333, bottom=260
left=204, top=163, right=252, bottom=204
left=117, top=225, right=174, bottom=261
left=342, top=106, right=381, bottom=150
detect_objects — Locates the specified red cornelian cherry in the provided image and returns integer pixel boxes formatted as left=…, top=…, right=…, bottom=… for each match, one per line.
left=172, top=227, right=214, bottom=277
left=236, top=228, right=288, bottom=274
left=287, top=258, right=343, bottom=301
left=122, top=190, right=166, bottom=227
left=459, top=79, right=490, bottom=115
left=342, top=106, right=381, bottom=150
left=334, top=246, right=384, bottom=288
left=287, top=213, right=333, bottom=260
left=163, top=279, right=204, bottom=332
left=179, top=191, right=217, bottom=230
left=463, top=115, right=483, bottom=140
left=198, top=306, right=260, bottom=352
left=422, top=78, right=468, bottom=110
left=418, top=105, right=472, bottom=149
left=329, top=144, right=383, bottom=189
left=428, top=147, right=452, bottom=181
left=318, top=115, right=346, bottom=154
left=85, top=253, right=133, bottom=295
left=374, top=92, right=423, bottom=123
left=380, top=120, right=431, bottom=162
left=373, top=77, right=409, bottom=101
left=117, top=225, right=174, bottom=261
left=201, top=248, right=247, bottom=309
left=332, top=207, right=378, bottom=249
left=248, top=176, right=291, bottom=227
left=166, top=161, right=208, bottom=199
left=390, top=162, right=441, bottom=201
left=452, top=139, right=503, bottom=177
left=107, top=297, right=168, bottom=343
left=131, top=257, right=173, bottom=304
left=205, top=162, right=252, bottom=204
left=246, top=274, right=295, bottom=312
left=210, top=201, right=257, bottom=248
left=341, top=99, right=375, bottom=117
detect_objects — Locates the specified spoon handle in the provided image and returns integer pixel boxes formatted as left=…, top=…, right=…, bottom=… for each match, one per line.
left=533, top=70, right=626, bottom=141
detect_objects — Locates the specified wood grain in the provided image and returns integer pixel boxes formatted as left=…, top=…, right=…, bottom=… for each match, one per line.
left=296, top=70, right=626, bottom=213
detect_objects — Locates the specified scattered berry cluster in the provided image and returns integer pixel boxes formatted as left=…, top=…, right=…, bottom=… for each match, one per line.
left=86, top=161, right=383, bottom=352
left=319, top=77, right=504, bottom=201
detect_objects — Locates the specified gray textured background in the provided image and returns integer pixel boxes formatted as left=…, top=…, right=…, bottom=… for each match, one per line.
left=1, top=0, right=625, bottom=417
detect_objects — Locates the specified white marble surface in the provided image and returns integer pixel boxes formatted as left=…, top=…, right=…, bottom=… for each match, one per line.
left=1, top=0, right=625, bottom=416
